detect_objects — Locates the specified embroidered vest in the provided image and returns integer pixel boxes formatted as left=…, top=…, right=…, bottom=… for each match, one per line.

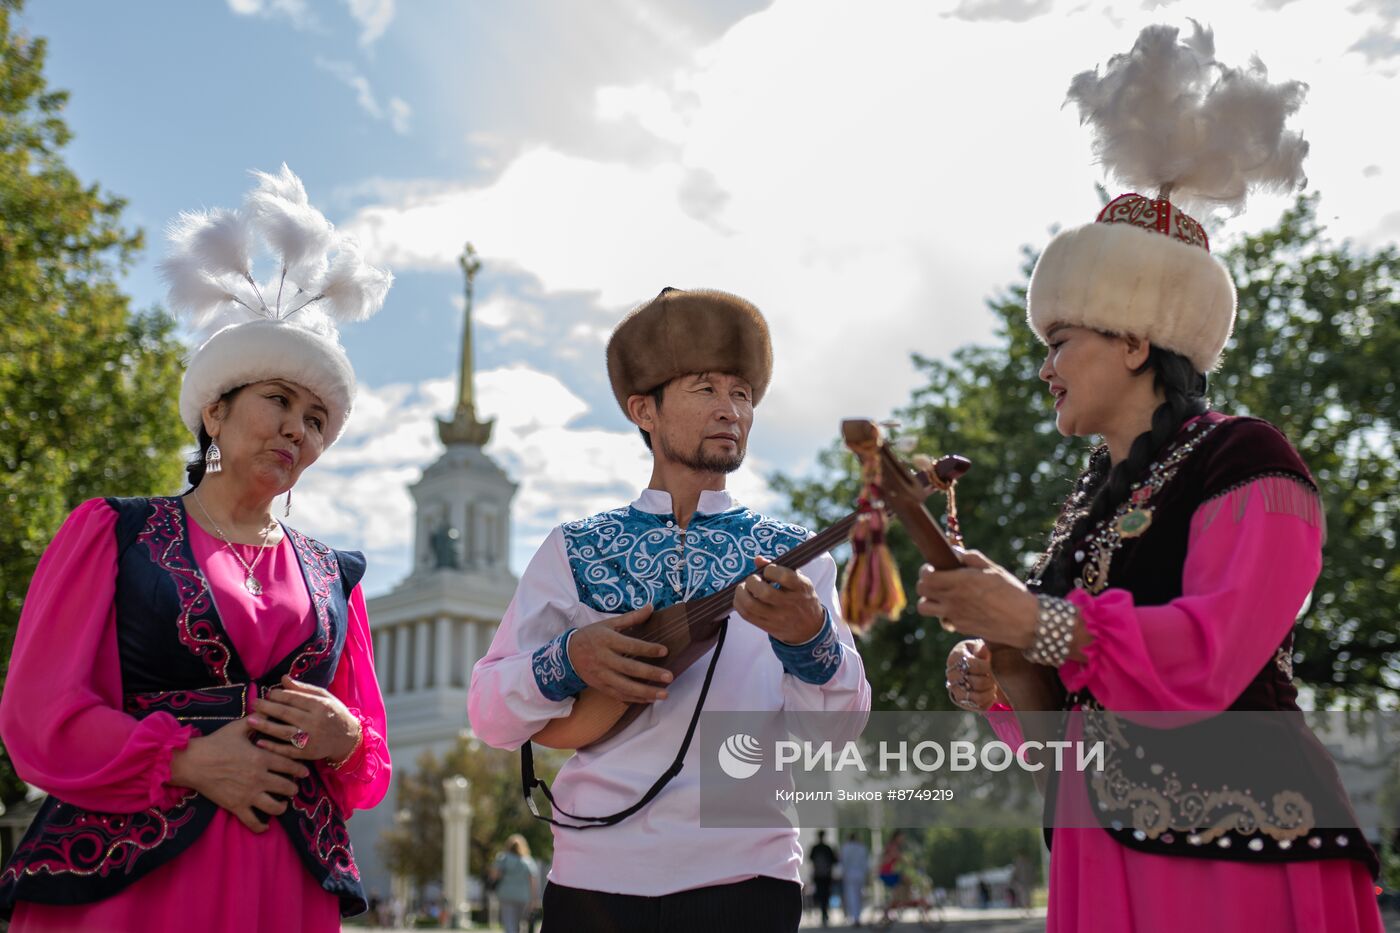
left=1039, top=414, right=1378, bottom=876
left=0, top=497, right=370, bottom=917
left=560, top=504, right=811, bottom=614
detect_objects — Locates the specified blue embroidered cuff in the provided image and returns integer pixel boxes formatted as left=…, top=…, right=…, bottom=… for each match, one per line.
left=769, top=610, right=843, bottom=685
left=532, top=630, right=587, bottom=701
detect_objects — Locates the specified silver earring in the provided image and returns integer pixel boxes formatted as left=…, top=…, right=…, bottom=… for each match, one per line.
left=205, top=440, right=223, bottom=474
left=284, top=488, right=292, bottom=517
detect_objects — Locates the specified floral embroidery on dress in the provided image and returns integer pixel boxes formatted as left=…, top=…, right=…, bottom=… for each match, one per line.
left=141, top=497, right=235, bottom=684
left=282, top=526, right=338, bottom=680
left=291, top=780, right=360, bottom=881
left=0, top=802, right=200, bottom=887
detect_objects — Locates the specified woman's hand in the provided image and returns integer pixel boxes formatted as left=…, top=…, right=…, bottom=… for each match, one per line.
left=945, top=639, right=1007, bottom=712
left=249, top=675, right=361, bottom=765
left=916, top=551, right=1039, bottom=648
left=169, top=718, right=310, bottom=832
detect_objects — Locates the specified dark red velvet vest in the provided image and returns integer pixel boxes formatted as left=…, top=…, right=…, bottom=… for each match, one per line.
left=0, top=496, right=370, bottom=917
left=1042, top=413, right=1379, bottom=876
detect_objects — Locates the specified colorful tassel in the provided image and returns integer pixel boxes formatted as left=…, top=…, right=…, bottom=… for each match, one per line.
left=840, top=504, right=908, bottom=633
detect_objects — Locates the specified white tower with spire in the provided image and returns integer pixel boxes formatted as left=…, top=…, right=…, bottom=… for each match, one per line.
left=351, top=244, right=518, bottom=902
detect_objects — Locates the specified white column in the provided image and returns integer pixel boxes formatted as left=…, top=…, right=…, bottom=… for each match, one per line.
left=465, top=502, right=477, bottom=566
left=434, top=617, right=453, bottom=688
left=464, top=621, right=479, bottom=689
left=394, top=623, right=412, bottom=694
left=415, top=620, right=432, bottom=691
left=375, top=630, right=392, bottom=693
left=441, top=776, right=471, bottom=928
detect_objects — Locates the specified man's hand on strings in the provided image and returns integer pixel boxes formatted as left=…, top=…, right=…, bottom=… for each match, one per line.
left=916, top=550, right=1038, bottom=648
left=734, top=556, right=825, bottom=645
left=567, top=605, right=673, bottom=704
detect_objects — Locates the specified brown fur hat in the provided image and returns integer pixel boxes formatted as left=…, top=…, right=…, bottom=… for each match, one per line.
left=606, top=287, right=773, bottom=413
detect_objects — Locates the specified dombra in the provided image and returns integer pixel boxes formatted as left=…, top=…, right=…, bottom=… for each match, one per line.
left=531, top=420, right=968, bottom=751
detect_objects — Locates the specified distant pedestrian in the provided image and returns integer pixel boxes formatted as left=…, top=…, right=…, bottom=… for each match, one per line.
left=491, top=835, right=540, bottom=933
left=808, top=830, right=838, bottom=927
left=839, top=833, right=869, bottom=926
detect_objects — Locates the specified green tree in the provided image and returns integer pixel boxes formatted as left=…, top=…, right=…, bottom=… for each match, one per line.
left=772, top=194, right=1398, bottom=710
left=378, top=739, right=562, bottom=891
left=0, top=0, right=189, bottom=804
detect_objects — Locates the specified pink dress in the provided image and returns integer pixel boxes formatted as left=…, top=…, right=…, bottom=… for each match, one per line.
left=989, top=478, right=1383, bottom=933
left=0, top=499, right=392, bottom=933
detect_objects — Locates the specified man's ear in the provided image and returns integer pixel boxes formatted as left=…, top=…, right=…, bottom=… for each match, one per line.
left=625, top=393, right=655, bottom=434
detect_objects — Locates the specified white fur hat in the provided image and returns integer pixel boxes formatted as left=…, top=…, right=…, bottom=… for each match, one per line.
left=1027, top=194, right=1237, bottom=373
left=1028, top=22, right=1309, bottom=374
left=179, top=319, right=356, bottom=444
left=161, top=165, right=392, bottom=446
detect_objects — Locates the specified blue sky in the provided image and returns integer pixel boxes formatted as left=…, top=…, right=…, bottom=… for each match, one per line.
left=19, top=0, right=1400, bottom=594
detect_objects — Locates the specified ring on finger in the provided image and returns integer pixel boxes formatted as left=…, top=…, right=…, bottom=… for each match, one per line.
left=291, top=730, right=310, bottom=750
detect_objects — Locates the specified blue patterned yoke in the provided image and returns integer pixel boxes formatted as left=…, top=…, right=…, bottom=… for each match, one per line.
left=530, top=504, right=843, bottom=699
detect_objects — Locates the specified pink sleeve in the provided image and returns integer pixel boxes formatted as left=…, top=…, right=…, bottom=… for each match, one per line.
left=1056, top=477, right=1323, bottom=710
left=0, top=499, right=197, bottom=812
left=986, top=704, right=1026, bottom=750
left=319, top=585, right=392, bottom=814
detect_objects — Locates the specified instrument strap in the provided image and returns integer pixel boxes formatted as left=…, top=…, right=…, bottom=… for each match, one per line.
left=520, top=618, right=729, bottom=830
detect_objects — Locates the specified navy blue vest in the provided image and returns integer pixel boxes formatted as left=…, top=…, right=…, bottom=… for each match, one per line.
left=1039, top=416, right=1378, bottom=877
left=0, top=497, right=369, bottom=917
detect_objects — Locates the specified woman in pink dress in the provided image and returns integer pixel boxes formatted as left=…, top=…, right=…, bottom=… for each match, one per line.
left=919, top=26, right=1384, bottom=933
left=0, top=166, right=394, bottom=932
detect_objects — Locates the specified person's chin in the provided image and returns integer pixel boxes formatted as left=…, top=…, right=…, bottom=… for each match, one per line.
left=1053, top=410, right=1076, bottom=437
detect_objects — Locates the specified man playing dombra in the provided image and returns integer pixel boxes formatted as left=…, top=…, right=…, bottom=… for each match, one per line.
left=469, top=287, right=872, bottom=933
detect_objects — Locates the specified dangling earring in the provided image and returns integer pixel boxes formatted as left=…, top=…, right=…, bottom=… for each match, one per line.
left=205, top=440, right=223, bottom=474
left=284, top=488, right=293, bottom=517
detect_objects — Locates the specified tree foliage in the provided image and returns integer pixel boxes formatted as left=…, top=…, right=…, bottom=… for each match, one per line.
left=772, top=194, right=1398, bottom=711
left=0, top=0, right=189, bottom=804
left=378, top=739, right=563, bottom=890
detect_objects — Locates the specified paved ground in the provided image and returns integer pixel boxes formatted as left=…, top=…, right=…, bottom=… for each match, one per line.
left=357, top=904, right=1400, bottom=931
left=800, top=905, right=1047, bottom=931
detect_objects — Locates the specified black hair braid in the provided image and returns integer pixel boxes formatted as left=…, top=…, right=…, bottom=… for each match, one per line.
left=1035, top=346, right=1207, bottom=596
left=184, top=425, right=216, bottom=491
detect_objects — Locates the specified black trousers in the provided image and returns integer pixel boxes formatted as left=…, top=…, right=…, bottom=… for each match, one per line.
left=812, top=875, right=833, bottom=921
left=541, top=875, right=802, bottom=933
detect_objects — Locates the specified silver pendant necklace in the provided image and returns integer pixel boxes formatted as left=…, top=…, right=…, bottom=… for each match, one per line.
left=192, top=490, right=277, bottom=595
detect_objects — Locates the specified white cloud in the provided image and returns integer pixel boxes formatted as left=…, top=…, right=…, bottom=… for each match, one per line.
left=314, top=58, right=412, bottom=135
left=226, top=0, right=312, bottom=26
left=343, top=0, right=396, bottom=46
left=226, top=0, right=393, bottom=45
left=946, top=0, right=1054, bottom=21
left=387, top=97, right=412, bottom=134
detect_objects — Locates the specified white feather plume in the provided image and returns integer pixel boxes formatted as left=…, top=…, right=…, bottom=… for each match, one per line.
left=291, top=235, right=394, bottom=323
left=247, top=163, right=309, bottom=206
left=1067, top=21, right=1308, bottom=212
left=158, top=253, right=242, bottom=325
left=167, top=209, right=255, bottom=282
left=245, top=164, right=334, bottom=304
left=162, top=165, right=393, bottom=333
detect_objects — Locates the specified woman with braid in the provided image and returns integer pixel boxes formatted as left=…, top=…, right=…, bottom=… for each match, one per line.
left=919, top=24, right=1382, bottom=933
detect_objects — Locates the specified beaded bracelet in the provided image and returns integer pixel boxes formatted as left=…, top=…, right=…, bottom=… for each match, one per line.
left=1024, top=595, right=1079, bottom=668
